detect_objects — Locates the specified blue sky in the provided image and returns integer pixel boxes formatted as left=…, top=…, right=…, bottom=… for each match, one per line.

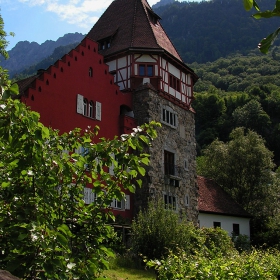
left=1, top=0, right=196, bottom=51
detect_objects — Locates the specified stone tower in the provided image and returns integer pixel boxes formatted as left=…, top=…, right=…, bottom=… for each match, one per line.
left=87, top=0, right=199, bottom=221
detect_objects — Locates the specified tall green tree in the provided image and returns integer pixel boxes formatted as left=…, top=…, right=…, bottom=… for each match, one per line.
left=197, top=127, right=275, bottom=213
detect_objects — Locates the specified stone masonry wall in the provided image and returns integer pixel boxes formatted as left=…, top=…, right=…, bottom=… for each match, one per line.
left=132, top=84, right=198, bottom=223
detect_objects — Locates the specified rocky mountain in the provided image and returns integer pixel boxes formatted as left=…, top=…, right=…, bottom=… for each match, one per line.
left=1, top=32, right=84, bottom=78
left=2, top=0, right=279, bottom=78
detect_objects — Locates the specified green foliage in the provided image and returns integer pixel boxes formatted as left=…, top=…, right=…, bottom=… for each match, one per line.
left=192, top=52, right=280, bottom=164
left=0, top=13, right=15, bottom=98
left=147, top=248, right=280, bottom=280
left=232, top=234, right=251, bottom=252
left=198, top=127, right=275, bottom=213
left=131, top=200, right=203, bottom=260
left=131, top=200, right=236, bottom=262
left=244, top=0, right=280, bottom=53
left=0, top=98, right=158, bottom=279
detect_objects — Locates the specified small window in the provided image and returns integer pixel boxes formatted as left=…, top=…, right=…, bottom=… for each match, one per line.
left=139, top=64, right=154, bottom=77
left=147, top=65, right=153, bottom=77
left=162, top=106, right=177, bottom=128
left=169, top=74, right=180, bottom=91
left=185, top=194, right=189, bottom=206
left=89, top=67, right=93, bottom=77
left=233, top=223, right=240, bottom=235
left=164, top=193, right=177, bottom=210
left=164, top=150, right=175, bottom=176
left=213, top=221, right=221, bottom=228
left=83, top=98, right=88, bottom=116
left=88, top=101, right=93, bottom=118
left=111, top=198, right=124, bottom=210
left=139, top=64, right=145, bottom=76
left=184, top=159, right=188, bottom=170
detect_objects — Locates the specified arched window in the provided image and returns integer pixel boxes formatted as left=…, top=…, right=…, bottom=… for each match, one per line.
left=89, top=67, right=93, bottom=77
left=83, top=98, right=88, bottom=116
left=88, top=101, right=93, bottom=118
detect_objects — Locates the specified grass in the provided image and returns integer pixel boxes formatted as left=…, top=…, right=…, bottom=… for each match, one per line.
left=100, top=255, right=156, bottom=280
left=102, top=267, right=156, bottom=280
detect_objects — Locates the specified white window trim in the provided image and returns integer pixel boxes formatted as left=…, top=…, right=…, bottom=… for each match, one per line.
left=111, top=194, right=130, bottom=210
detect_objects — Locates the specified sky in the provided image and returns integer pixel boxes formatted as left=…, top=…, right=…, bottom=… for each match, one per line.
left=1, top=0, right=195, bottom=51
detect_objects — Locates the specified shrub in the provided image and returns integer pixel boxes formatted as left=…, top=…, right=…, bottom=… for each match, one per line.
left=131, top=199, right=203, bottom=260
left=147, top=248, right=280, bottom=280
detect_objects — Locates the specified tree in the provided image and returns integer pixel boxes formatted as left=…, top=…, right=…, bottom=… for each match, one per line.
left=0, top=97, right=158, bottom=279
left=243, top=0, right=280, bottom=53
left=197, top=127, right=275, bottom=213
left=232, top=99, right=271, bottom=135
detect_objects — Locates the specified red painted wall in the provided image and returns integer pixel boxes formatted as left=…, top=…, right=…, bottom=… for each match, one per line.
left=21, top=37, right=135, bottom=221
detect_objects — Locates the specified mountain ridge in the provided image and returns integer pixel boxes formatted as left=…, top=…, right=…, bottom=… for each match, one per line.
left=1, top=32, right=84, bottom=78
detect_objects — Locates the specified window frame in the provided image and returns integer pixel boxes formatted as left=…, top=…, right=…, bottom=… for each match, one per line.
left=138, top=64, right=154, bottom=77
left=213, top=221, right=221, bottom=228
left=83, top=98, right=88, bottom=116
left=169, top=74, right=181, bottom=92
left=233, top=223, right=240, bottom=235
left=163, top=192, right=177, bottom=210
left=162, top=105, right=177, bottom=128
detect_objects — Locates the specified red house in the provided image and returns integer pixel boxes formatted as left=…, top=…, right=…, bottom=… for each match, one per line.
left=18, top=0, right=199, bottom=223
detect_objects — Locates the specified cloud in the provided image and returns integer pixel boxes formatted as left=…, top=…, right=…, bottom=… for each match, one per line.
left=16, top=0, right=161, bottom=29
left=16, top=0, right=114, bottom=29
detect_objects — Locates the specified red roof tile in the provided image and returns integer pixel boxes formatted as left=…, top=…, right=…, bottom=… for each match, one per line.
left=198, top=176, right=250, bottom=217
left=86, top=0, right=182, bottom=61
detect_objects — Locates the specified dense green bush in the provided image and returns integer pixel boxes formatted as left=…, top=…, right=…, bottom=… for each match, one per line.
left=131, top=199, right=236, bottom=261
left=147, top=249, right=280, bottom=280
left=131, top=200, right=203, bottom=260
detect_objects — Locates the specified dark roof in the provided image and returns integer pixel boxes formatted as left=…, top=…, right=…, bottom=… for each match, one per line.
left=17, top=75, right=38, bottom=95
left=198, top=176, right=251, bottom=218
left=86, top=0, right=182, bottom=61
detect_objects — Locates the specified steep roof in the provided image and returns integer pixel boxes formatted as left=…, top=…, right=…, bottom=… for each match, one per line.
left=86, top=0, right=182, bottom=61
left=198, top=176, right=251, bottom=218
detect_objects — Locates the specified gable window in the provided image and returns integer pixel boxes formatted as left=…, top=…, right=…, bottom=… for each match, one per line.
left=139, top=64, right=154, bottom=77
left=213, top=221, right=221, bottom=228
left=233, top=223, right=240, bottom=235
left=169, top=74, right=180, bottom=91
left=162, top=106, right=177, bottom=128
left=89, top=67, right=93, bottom=77
left=164, top=193, right=177, bottom=210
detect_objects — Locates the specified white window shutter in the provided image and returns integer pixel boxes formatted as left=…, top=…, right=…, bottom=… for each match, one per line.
left=84, top=187, right=95, bottom=204
left=125, top=195, right=130, bottom=210
left=77, top=94, right=84, bottom=114
left=111, top=199, right=115, bottom=208
left=95, top=101, right=102, bottom=121
left=109, top=153, right=115, bottom=175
